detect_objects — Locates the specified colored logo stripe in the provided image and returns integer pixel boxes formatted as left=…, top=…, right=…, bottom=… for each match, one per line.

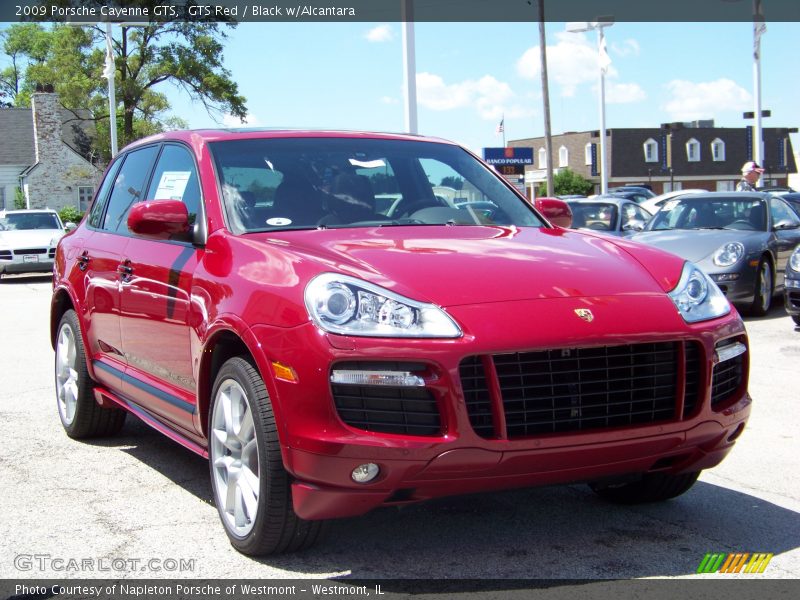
left=697, top=552, right=774, bottom=574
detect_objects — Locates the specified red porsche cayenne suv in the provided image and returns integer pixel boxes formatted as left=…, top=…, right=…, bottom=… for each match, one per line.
left=51, top=130, right=751, bottom=555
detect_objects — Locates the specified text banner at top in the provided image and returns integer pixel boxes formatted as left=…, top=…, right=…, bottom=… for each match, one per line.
left=3, top=0, right=800, bottom=24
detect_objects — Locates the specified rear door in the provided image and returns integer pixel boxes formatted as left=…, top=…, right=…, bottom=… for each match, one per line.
left=79, top=146, right=159, bottom=389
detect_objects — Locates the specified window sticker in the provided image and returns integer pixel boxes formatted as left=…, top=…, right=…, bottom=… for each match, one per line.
left=267, top=217, right=293, bottom=226
left=154, top=171, right=191, bottom=201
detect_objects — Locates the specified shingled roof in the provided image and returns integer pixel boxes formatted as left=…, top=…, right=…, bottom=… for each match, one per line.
left=0, top=106, right=96, bottom=166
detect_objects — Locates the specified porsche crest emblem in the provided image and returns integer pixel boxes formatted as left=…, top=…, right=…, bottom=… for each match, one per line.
left=574, top=308, right=594, bottom=322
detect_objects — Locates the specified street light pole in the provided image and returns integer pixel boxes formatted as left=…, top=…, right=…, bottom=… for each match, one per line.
left=102, top=22, right=118, bottom=157
left=752, top=0, right=765, bottom=186
left=401, top=0, right=418, bottom=135
left=597, top=25, right=609, bottom=194
left=566, top=18, right=614, bottom=194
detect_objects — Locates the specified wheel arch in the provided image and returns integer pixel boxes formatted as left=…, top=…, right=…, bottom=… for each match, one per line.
left=50, top=287, right=77, bottom=350
left=195, top=324, right=283, bottom=443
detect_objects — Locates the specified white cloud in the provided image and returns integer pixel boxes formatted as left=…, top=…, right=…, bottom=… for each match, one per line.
left=516, top=31, right=647, bottom=107
left=606, top=82, right=647, bottom=104
left=223, top=113, right=261, bottom=127
left=663, top=79, right=751, bottom=121
left=416, top=72, right=534, bottom=120
left=365, top=24, right=394, bottom=42
left=611, top=39, right=640, bottom=58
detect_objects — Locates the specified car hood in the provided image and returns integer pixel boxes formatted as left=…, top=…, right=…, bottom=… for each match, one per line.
left=252, top=226, right=685, bottom=307
left=632, top=230, right=764, bottom=263
left=0, top=229, right=63, bottom=248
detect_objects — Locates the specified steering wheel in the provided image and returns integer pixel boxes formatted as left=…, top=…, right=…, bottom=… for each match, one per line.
left=728, top=219, right=755, bottom=230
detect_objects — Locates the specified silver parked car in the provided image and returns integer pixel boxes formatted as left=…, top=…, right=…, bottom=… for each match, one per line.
left=0, top=209, right=66, bottom=280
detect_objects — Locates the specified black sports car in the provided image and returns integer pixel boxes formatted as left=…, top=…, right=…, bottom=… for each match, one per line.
left=633, top=192, right=800, bottom=316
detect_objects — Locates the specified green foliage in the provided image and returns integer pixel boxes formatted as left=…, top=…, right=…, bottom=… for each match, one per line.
left=14, top=188, right=26, bottom=210
left=440, top=176, right=464, bottom=190
left=58, top=206, right=83, bottom=225
left=1, top=18, right=246, bottom=161
left=537, top=168, right=594, bottom=197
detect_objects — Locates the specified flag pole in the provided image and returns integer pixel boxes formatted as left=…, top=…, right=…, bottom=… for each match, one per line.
left=502, top=114, right=506, bottom=147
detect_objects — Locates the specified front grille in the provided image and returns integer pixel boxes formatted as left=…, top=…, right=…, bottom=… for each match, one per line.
left=460, top=342, right=698, bottom=440
left=48, top=248, right=56, bottom=258
left=683, top=342, right=702, bottom=417
left=13, top=248, right=47, bottom=255
left=711, top=343, right=744, bottom=408
left=0, top=250, right=11, bottom=260
left=331, top=361, right=440, bottom=436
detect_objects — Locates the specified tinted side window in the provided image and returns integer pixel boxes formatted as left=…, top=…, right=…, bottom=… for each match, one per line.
left=770, top=197, right=800, bottom=227
left=87, top=160, right=123, bottom=228
left=101, top=145, right=159, bottom=233
left=145, top=145, right=201, bottom=240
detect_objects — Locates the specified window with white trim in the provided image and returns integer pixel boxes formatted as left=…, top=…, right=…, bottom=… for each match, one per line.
left=78, top=186, right=94, bottom=212
left=711, top=138, right=725, bottom=162
left=686, top=138, right=700, bottom=162
left=643, top=138, right=658, bottom=163
left=538, top=148, right=547, bottom=169
left=585, top=143, right=593, bottom=165
left=558, top=146, right=569, bottom=168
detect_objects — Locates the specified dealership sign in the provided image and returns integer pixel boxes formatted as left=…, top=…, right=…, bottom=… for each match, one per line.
left=483, top=147, right=533, bottom=176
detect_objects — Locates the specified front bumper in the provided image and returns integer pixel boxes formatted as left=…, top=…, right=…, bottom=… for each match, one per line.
left=707, top=261, right=759, bottom=305
left=249, top=294, right=751, bottom=521
left=784, top=275, right=800, bottom=316
left=0, top=251, right=55, bottom=274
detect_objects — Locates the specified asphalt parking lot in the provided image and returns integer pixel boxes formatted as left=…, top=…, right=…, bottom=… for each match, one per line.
left=0, top=274, right=798, bottom=580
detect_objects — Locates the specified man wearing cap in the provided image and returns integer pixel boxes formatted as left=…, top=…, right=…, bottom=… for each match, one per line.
left=737, top=161, right=764, bottom=191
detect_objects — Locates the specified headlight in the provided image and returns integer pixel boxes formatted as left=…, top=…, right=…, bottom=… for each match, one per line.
left=712, top=242, right=744, bottom=267
left=790, top=247, right=800, bottom=272
left=669, top=262, right=731, bottom=323
left=305, top=273, right=462, bottom=338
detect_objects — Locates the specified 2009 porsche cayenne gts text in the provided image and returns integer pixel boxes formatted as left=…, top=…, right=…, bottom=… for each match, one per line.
left=52, top=130, right=751, bottom=555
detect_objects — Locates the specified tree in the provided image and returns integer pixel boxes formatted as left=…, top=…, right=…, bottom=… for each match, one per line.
left=1, top=18, right=247, bottom=160
left=538, top=168, right=594, bottom=197
left=440, top=176, right=464, bottom=190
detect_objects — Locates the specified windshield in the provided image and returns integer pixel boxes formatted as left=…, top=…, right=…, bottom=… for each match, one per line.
left=568, top=202, right=618, bottom=231
left=208, top=137, right=544, bottom=232
left=0, top=212, right=61, bottom=231
left=648, top=197, right=767, bottom=232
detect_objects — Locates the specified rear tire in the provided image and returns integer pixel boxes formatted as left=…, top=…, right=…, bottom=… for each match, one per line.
left=749, top=258, right=773, bottom=317
left=209, top=356, right=326, bottom=555
left=55, top=310, right=126, bottom=438
left=589, top=471, right=700, bottom=504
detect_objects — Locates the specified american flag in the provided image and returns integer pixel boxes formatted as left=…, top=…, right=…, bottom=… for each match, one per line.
left=496, top=118, right=504, bottom=135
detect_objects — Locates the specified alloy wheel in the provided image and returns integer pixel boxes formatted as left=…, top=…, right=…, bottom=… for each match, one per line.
left=210, top=378, right=260, bottom=537
left=759, top=262, right=772, bottom=312
left=55, top=322, right=79, bottom=426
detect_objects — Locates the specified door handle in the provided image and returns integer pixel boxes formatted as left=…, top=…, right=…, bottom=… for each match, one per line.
left=118, top=260, right=134, bottom=282
left=77, top=252, right=90, bottom=271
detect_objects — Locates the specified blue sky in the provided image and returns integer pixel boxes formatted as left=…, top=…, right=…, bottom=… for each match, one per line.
left=163, top=21, right=800, bottom=157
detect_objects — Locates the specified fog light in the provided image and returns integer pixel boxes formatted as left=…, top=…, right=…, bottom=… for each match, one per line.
left=351, top=463, right=380, bottom=483
left=786, top=279, right=800, bottom=289
left=716, top=341, right=747, bottom=363
left=710, top=273, right=740, bottom=282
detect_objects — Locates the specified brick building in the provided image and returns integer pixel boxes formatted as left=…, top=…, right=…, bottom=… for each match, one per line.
left=510, top=121, right=797, bottom=196
left=0, top=92, right=102, bottom=212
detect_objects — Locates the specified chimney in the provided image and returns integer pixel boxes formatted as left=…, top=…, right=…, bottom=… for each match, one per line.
left=31, top=92, right=63, bottom=163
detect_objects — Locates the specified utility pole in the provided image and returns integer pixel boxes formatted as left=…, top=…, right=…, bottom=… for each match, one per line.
left=538, top=0, right=554, bottom=196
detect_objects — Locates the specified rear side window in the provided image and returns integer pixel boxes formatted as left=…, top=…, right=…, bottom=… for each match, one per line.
left=101, top=145, right=159, bottom=233
left=87, top=160, right=122, bottom=229
left=145, top=144, right=202, bottom=240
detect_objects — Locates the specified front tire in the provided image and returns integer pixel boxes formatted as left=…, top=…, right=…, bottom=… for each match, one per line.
left=589, top=471, right=700, bottom=504
left=749, top=258, right=773, bottom=317
left=55, top=310, right=126, bottom=438
left=209, top=356, right=325, bottom=555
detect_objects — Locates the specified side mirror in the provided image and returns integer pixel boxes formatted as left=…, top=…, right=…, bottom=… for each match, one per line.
left=774, top=220, right=800, bottom=231
left=64, top=222, right=77, bottom=232
left=127, top=200, right=190, bottom=239
left=534, top=197, right=573, bottom=228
